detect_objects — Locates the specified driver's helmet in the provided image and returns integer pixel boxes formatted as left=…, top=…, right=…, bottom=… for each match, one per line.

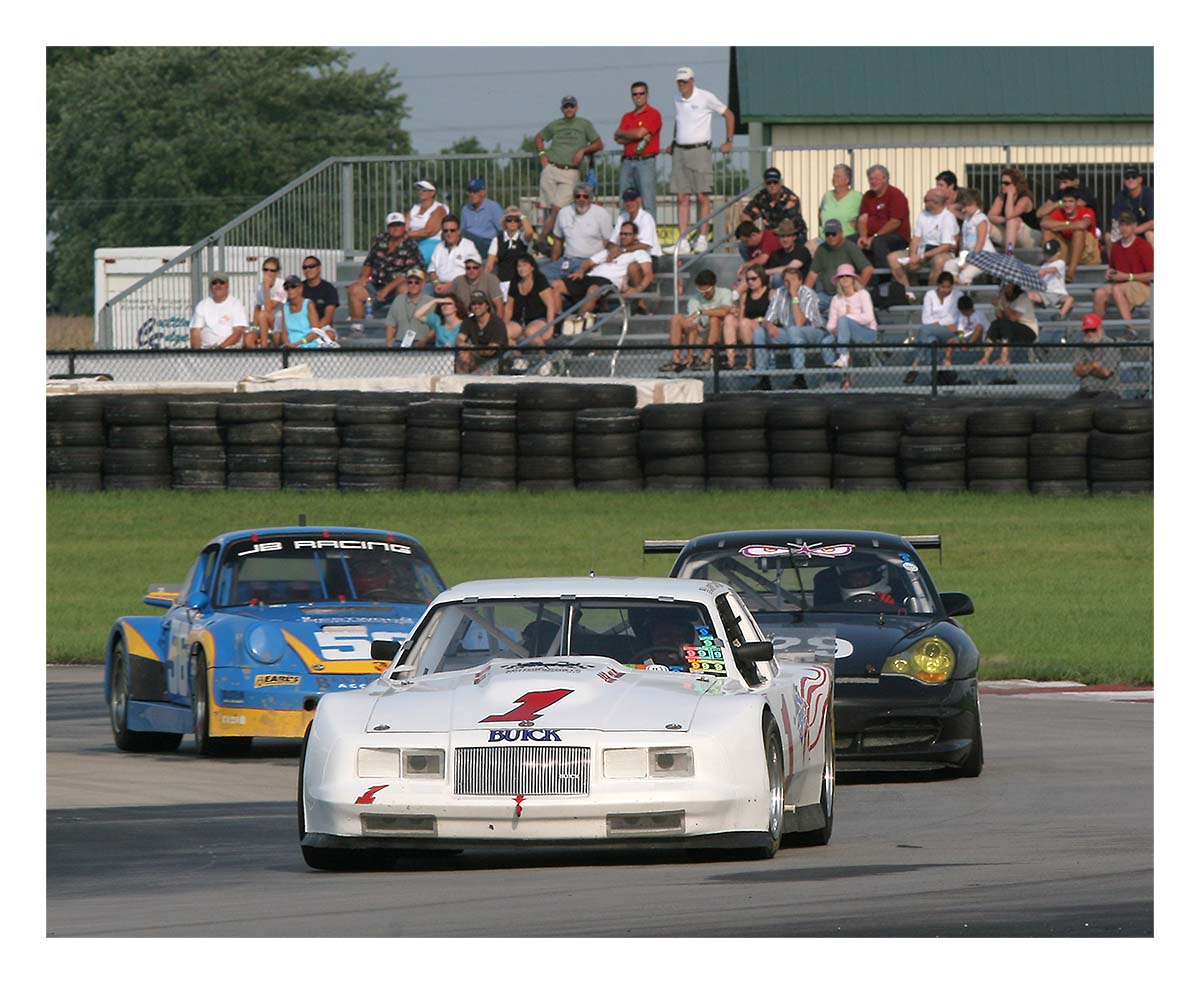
left=355, top=558, right=395, bottom=595
left=837, top=560, right=890, bottom=599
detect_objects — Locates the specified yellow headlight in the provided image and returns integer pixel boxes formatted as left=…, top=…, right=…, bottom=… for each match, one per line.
left=882, top=637, right=955, bottom=684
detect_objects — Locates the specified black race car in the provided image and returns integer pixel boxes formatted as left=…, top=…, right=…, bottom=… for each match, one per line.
left=645, top=530, right=981, bottom=777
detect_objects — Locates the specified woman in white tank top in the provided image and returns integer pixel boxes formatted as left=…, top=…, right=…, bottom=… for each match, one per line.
left=409, top=179, right=448, bottom=264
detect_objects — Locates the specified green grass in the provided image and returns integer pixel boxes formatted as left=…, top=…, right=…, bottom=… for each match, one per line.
left=47, top=489, right=1153, bottom=684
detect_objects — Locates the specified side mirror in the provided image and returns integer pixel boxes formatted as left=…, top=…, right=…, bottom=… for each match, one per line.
left=733, top=640, right=776, bottom=663
left=941, top=592, right=974, bottom=617
left=371, top=639, right=403, bottom=661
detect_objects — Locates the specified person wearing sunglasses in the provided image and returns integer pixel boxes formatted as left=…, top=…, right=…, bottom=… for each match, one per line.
left=385, top=269, right=439, bottom=348
left=277, top=275, right=325, bottom=349
left=250, top=256, right=285, bottom=348
left=349, top=211, right=422, bottom=321
left=487, top=206, right=535, bottom=292
left=613, top=81, right=662, bottom=218
left=534, top=96, right=603, bottom=251
left=189, top=272, right=248, bottom=350
left=543, top=182, right=612, bottom=281
left=805, top=221, right=874, bottom=319
left=741, top=166, right=806, bottom=242
left=987, top=167, right=1038, bottom=253
left=300, top=256, right=339, bottom=335
left=428, top=221, right=482, bottom=299
left=461, top=177, right=505, bottom=258
left=669, top=66, right=735, bottom=256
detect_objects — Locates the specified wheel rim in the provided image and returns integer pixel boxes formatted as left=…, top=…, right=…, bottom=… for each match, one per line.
left=110, top=653, right=127, bottom=732
left=193, top=658, right=206, bottom=740
left=767, top=737, right=784, bottom=840
left=821, top=718, right=834, bottom=813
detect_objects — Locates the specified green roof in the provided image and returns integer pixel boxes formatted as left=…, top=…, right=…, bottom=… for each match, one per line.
left=730, top=47, right=1152, bottom=125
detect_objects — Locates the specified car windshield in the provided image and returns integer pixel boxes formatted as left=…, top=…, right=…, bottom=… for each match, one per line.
left=405, top=598, right=728, bottom=677
left=214, top=535, right=443, bottom=607
left=676, top=541, right=937, bottom=616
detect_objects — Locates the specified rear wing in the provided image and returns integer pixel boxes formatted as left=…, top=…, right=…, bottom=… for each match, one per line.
left=644, top=535, right=942, bottom=561
left=144, top=583, right=181, bottom=609
left=902, top=535, right=942, bottom=563
left=643, top=540, right=688, bottom=555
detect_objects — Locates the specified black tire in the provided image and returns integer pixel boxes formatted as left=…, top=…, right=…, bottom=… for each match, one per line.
left=967, top=456, right=1029, bottom=480
left=638, top=430, right=705, bottom=457
left=461, top=453, right=518, bottom=479
left=225, top=421, right=283, bottom=445
left=706, top=451, right=769, bottom=477
left=48, top=471, right=104, bottom=491
left=407, top=426, right=462, bottom=452
left=1092, top=402, right=1153, bottom=434
left=406, top=473, right=461, bottom=491
left=516, top=409, right=576, bottom=433
left=966, top=406, right=1034, bottom=436
left=46, top=421, right=105, bottom=446
left=1029, top=480, right=1089, bottom=496
left=704, top=404, right=766, bottom=430
left=518, top=432, right=574, bottom=456
left=1029, top=432, right=1090, bottom=456
left=338, top=476, right=404, bottom=492
left=1088, top=430, right=1152, bottom=460
left=578, top=383, right=638, bottom=409
left=284, top=402, right=337, bottom=423
left=515, top=382, right=586, bottom=411
left=191, top=651, right=252, bottom=756
left=460, top=477, right=518, bottom=492
left=337, top=402, right=408, bottom=426
left=830, top=404, right=903, bottom=432
left=406, top=400, right=463, bottom=426
left=1033, top=403, right=1094, bottom=433
left=770, top=452, right=832, bottom=477
left=902, top=408, right=966, bottom=436
left=284, top=446, right=340, bottom=470
left=767, top=404, right=829, bottom=430
left=742, top=716, right=785, bottom=860
left=899, top=436, right=966, bottom=462
left=967, top=435, right=1029, bottom=458
left=226, top=448, right=282, bottom=471
left=833, top=477, right=903, bottom=491
left=172, top=470, right=228, bottom=490
left=283, top=473, right=340, bottom=491
left=576, top=457, right=641, bottom=482
left=227, top=471, right=282, bottom=490
left=1028, top=456, right=1088, bottom=481
left=576, top=479, right=645, bottom=492
left=338, top=447, right=403, bottom=469
left=1090, top=480, right=1153, bottom=496
left=105, top=396, right=167, bottom=426
left=640, top=403, right=704, bottom=430
left=903, top=480, right=966, bottom=493
left=406, top=450, right=461, bottom=475
left=707, top=475, right=770, bottom=490
left=47, top=447, right=104, bottom=473
left=109, top=641, right=183, bottom=753
left=518, top=455, right=575, bottom=480
left=47, top=395, right=104, bottom=421
left=706, top=429, right=768, bottom=453
left=642, top=455, right=705, bottom=477
left=283, top=425, right=340, bottom=447
left=341, top=423, right=406, bottom=448
left=575, top=433, right=639, bottom=458
left=168, top=400, right=221, bottom=421
left=835, top=430, right=901, bottom=456
left=769, top=475, right=831, bottom=489
left=218, top=401, right=283, bottom=423
left=461, top=411, right=517, bottom=433
left=952, top=695, right=984, bottom=779
left=517, top=478, right=575, bottom=492
left=169, top=423, right=224, bottom=446
left=902, top=460, right=966, bottom=482
left=768, top=428, right=831, bottom=453
left=103, top=447, right=170, bottom=476
left=107, top=425, right=169, bottom=449
left=574, top=408, right=640, bottom=433
left=786, top=707, right=834, bottom=846
left=1089, top=457, right=1153, bottom=481
left=645, top=475, right=707, bottom=490
left=833, top=454, right=897, bottom=478
left=966, top=478, right=1029, bottom=494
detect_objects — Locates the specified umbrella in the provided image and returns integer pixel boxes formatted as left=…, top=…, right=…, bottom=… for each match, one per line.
left=965, top=251, right=1045, bottom=293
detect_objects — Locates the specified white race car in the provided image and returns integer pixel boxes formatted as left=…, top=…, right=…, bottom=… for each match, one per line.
left=298, top=576, right=835, bottom=869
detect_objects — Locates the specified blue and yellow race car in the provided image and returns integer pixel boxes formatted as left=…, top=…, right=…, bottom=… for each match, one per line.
left=106, top=527, right=446, bottom=755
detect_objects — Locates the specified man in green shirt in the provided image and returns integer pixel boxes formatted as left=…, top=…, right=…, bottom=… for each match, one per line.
left=805, top=220, right=874, bottom=316
left=662, top=268, right=736, bottom=370
left=535, top=95, right=602, bottom=249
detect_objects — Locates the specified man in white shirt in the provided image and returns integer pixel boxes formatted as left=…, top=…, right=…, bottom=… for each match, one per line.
left=887, top=188, right=959, bottom=300
left=189, top=273, right=248, bottom=349
left=551, top=221, right=652, bottom=315
left=669, top=66, right=735, bottom=255
left=428, top=221, right=481, bottom=297
left=548, top=183, right=613, bottom=280
left=607, top=187, right=662, bottom=258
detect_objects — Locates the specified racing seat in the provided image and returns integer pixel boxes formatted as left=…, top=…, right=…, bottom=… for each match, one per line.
left=812, top=568, right=842, bottom=608
left=521, top=619, right=564, bottom=657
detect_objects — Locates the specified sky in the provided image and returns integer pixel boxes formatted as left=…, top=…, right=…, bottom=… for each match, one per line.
left=347, top=47, right=730, bottom=155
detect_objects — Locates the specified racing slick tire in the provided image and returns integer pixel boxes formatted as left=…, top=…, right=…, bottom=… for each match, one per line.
left=741, top=716, right=785, bottom=860
left=109, top=640, right=182, bottom=753
left=786, top=706, right=835, bottom=847
left=191, top=651, right=252, bottom=756
left=952, top=695, right=985, bottom=779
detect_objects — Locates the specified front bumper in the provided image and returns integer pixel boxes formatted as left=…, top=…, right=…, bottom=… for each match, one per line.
left=833, top=677, right=979, bottom=770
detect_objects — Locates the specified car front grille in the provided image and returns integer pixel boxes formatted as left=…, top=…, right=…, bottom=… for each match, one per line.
left=454, top=746, right=591, bottom=796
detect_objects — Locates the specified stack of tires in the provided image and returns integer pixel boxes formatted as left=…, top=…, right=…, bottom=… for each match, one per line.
left=222, top=397, right=283, bottom=491
left=831, top=403, right=903, bottom=491
left=1089, top=401, right=1153, bottom=495
left=575, top=408, right=642, bottom=491
left=966, top=405, right=1033, bottom=493
left=766, top=402, right=832, bottom=489
left=337, top=393, right=408, bottom=491
left=516, top=384, right=579, bottom=491
left=47, top=395, right=105, bottom=491
left=899, top=405, right=967, bottom=493
left=704, top=398, right=769, bottom=490
left=282, top=397, right=340, bottom=491
left=1028, top=402, right=1093, bottom=496
left=406, top=397, right=462, bottom=491
left=168, top=398, right=226, bottom=490
left=638, top=403, right=705, bottom=491
left=103, top=395, right=171, bottom=490
left=460, top=384, right=519, bottom=492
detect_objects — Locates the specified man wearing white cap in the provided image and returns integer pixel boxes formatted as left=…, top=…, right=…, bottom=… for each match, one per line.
left=669, top=66, right=735, bottom=255
left=349, top=211, right=422, bottom=320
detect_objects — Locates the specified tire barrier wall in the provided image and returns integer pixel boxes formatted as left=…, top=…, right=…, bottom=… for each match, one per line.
left=46, top=389, right=1152, bottom=496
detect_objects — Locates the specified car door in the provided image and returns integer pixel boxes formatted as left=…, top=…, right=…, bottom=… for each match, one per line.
left=165, top=545, right=219, bottom=702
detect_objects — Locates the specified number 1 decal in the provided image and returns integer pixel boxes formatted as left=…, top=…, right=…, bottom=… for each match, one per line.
left=480, top=689, right=573, bottom=723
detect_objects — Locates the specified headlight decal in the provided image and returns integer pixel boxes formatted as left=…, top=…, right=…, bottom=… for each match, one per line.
left=882, top=637, right=956, bottom=684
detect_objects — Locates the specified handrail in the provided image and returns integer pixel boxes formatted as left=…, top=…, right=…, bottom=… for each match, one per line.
left=512, top=284, right=622, bottom=377
left=671, top=182, right=764, bottom=315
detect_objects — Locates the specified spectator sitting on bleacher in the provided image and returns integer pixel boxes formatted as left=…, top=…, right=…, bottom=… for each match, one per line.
left=551, top=221, right=651, bottom=317
left=608, top=188, right=662, bottom=259
left=735, top=221, right=781, bottom=276
left=722, top=263, right=772, bottom=371
left=455, top=291, right=509, bottom=373
left=742, top=167, right=806, bottom=240
left=1036, top=165, right=1099, bottom=218
left=278, top=275, right=330, bottom=349
left=1107, top=167, right=1154, bottom=249
left=190, top=272, right=247, bottom=350
left=886, top=188, right=958, bottom=302
left=348, top=212, right=422, bottom=321
left=945, top=189, right=992, bottom=285
left=988, top=167, right=1040, bottom=253
left=810, top=164, right=862, bottom=254
left=1072, top=313, right=1120, bottom=399
left=904, top=272, right=961, bottom=383
left=856, top=164, right=911, bottom=280
left=1093, top=211, right=1153, bottom=333
left=826, top=263, right=878, bottom=372
left=461, top=178, right=504, bottom=258
left=664, top=268, right=736, bottom=371
left=753, top=266, right=828, bottom=389
left=951, top=294, right=987, bottom=361
left=936, top=170, right=963, bottom=221
left=505, top=254, right=558, bottom=349
left=300, top=256, right=339, bottom=338
left=486, top=206, right=535, bottom=297
left=1030, top=240, right=1074, bottom=320
left=546, top=183, right=613, bottom=281
left=429, top=220, right=480, bottom=298
left=250, top=256, right=284, bottom=348
left=978, top=282, right=1039, bottom=367
left=451, top=255, right=504, bottom=315
left=806, top=221, right=874, bottom=318
left=762, top=219, right=812, bottom=288
left=385, top=269, right=439, bottom=348
left=1041, top=189, right=1101, bottom=283
left=418, top=296, right=465, bottom=349
left=408, top=180, right=449, bottom=265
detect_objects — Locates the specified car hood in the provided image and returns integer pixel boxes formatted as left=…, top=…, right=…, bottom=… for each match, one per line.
left=365, top=659, right=725, bottom=734
left=754, top=613, right=936, bottom=675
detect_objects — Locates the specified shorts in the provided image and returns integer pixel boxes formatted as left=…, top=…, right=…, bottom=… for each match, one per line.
left=1108, top=280, right=1151, bottom=307
left=1045, top=230, right=1101, bottom=266
left=944, top=258, right=984, bottom=284
left=989, top=223, right=1041, bottom=249
left=1039, top=290, right=1070, bottom=310
left=670, top=145, right=714, bottom=195
left=539, top=165, right=579, bottom=209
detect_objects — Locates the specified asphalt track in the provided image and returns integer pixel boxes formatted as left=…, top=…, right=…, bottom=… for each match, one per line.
left=46, top=666, right=1153, bottom=937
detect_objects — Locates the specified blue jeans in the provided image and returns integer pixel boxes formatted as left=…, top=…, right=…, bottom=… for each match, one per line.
left=539, top=256, right=587, bottom=284
left=619, top=157, right=658, bottom=218
left=916, top=323, right=957, bottom=345
left=833, top=316, right=876, bottom=359
left=752, top=324, right=833, bottom=372
left=813, top=290, right=835, bottom=319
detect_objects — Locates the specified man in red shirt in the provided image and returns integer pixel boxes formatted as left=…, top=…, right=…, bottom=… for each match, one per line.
left=613, top=81, right=663, bottom=220
left=1093, top=211, right=1153, bottom=325
left=856, top=163, right=911, bottom=276
left=1040, top=189, right=1100, bottom=282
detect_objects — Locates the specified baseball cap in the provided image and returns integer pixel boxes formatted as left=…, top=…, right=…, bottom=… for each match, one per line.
left=763, top=167, right=782, bottom=182
left=282, top=274, right=303, bottom=287
left=1081, top=313, right=1102, bottom=332
left=469, top=290, right=489, bottom=304
left=404, top=268, right=425, bottom=281
left=1055, top=165, right=1079, bottom=182
left=621, top=187, right=641, bottom=202
left=823, top=219, right=843, bottom=235
left=1042, top=239, right=1061, bottom=257
left=1123, top=166, right=1143, bottom=179
left=1117, top=210, right=1137, bottom=225
left=209, top=271, right=229, bottom=283
left=414, top=179, right=436, bottom=192
left=675, top=66, right=695, bottom=81
left=385, top=211, right=406, bottom=225
left=467, top=178, right=486, bottom=192
left=461, top=243, right=483, bottom=265
left=561, top=95, right=577, bottom=107
left=775, top=219, right=798, bottom=237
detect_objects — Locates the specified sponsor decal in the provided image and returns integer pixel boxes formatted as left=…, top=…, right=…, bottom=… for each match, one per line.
left=237, top=539, right=413, bottom=557
left=898, top=552, right=913, bottom=563
left=254, top=674, right=300, bottom=688
left=770, top=634, right=855, bottom=659
left=740, top=541, right=856, bottom=559
left=487, top=728, right=563, bottom=742
left=635, top=663, right=681, bottom=672
left=480, top=689, right=573, bottom=723
left=474, top=666, right=491, bottom=686
left=355, top=785, right=388, bottom=805
left=902, top=562, right=919, bottom=572
left=502, top=660, right=592, bottom=673
left=220, top=714, right=246, bottom=725
left=597, top=669, right=626, bottom=684
left=335, top=681, right=371, bottom=690
left=312, top=627, right=410, bottom=662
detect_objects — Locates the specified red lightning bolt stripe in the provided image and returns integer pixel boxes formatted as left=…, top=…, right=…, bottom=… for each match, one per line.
left=514, top=795, right=525, bottom=817
left=355, top=784, right=389, bottom=804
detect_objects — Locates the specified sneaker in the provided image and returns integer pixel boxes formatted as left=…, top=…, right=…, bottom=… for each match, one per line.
left=350, top=322, right=363, bottom=333
left=693, top=234, right=708, bottom=253
left=905, top=291, right=917, bottom=304
left=957, top=249, right=970, bottom=267
left=833, top=353, right=850, bottom=369
left=673, top=238, right=691, bottom=256
left=509, top=356, right=529, bottom=373
left=658, top=360, right=680, bottom=373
